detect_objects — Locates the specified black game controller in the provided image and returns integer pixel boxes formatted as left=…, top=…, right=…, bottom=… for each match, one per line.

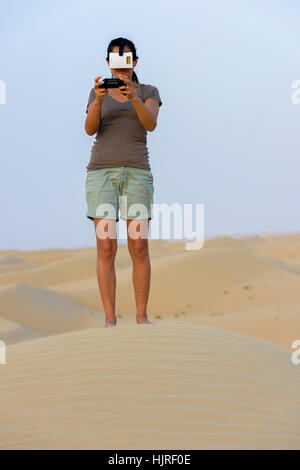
left=98, top=78, right=126, bottom=89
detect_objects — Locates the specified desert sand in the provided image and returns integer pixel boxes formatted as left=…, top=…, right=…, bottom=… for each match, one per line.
left=0, top=233, right=300, bottom=449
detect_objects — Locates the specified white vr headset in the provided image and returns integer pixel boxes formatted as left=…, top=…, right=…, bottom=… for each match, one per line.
left=109, top=51, right=133, bottom=69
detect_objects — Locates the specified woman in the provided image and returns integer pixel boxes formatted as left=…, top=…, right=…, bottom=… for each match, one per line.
left=84, top=37, right=162, bottom=328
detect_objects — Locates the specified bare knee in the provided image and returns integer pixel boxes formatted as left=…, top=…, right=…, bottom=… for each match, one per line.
left=97, top=239, right=117, bottom=262
left=128, top=240, right=149, bottom=262
left=94, top=218, right=117, bottom=261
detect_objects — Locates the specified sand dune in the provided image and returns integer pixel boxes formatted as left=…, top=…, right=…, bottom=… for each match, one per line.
left=0, top=317, right=18, bottom=330
left=0, top=324, right=299, bottom=450
left=0, top=325, right=41, bottom=345
left=0, top=254, right=38, bottom=274
left=47, top=242, right=300, bottom=327
left=0, top=248, right=77, bottom=265
left=0, top=283, right=103, bottom=336
left=199, top=234, right=247, bottom=250
left=284, top=258, right=300, bottom=275
left=191, top=301, right=300, bottom=350
left=245, top=233, right=300, bottom=259
left=0, top=316, right=40, bottom=345
left=245, top=234, right=300, bottom=276
left=0, top=255, right=28, bottom=266
left=0, top=253, right=101, bottom=287
left=0, top=241, right=183, bottom=288
left=1, top=234, right=300, bottom=449
left=12, top=235, right=298, bottom=352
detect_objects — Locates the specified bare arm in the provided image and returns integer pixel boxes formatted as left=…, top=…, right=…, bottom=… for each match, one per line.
left=84, top=75, right=108, bottom=136
left=117, top=74, right=160, bottom=132
left=131, top=97, right=160, bottom=132
left=85, top=98, right=102, bottom=136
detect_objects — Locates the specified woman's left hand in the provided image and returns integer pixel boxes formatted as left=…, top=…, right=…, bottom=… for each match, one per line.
left=118, top=75, right=138, bottom=100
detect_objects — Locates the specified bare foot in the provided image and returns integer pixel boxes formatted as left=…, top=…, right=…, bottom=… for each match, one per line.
left=136, top=316, right=155, bottom=325
left=102, top=320, right=117, bottom=328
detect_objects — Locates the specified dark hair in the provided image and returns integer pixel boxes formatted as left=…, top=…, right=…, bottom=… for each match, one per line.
left=106, top=37, right=139, bottom=83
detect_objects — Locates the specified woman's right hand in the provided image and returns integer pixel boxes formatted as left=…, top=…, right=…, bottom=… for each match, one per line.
left=94, top=75, right=108, bottom=102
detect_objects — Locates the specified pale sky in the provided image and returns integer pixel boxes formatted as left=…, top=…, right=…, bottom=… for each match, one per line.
left=1, top=0, right=299, bottom=250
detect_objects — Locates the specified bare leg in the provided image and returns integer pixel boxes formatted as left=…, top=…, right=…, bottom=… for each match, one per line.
left=94, top=218, right=118, bottom=327
left=127, top=219, right=154, bottom=325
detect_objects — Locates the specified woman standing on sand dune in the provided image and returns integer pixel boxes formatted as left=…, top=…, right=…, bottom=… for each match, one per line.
left=84, top=37, right=162, bottom=328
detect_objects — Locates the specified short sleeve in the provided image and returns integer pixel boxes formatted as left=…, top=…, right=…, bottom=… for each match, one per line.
left=146, top=85, right=162, bottom=107
left=86, top=88, right=96, bottom=114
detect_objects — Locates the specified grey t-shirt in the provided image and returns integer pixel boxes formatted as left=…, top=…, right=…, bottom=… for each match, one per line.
left=85, top=83, right=162, bottom=172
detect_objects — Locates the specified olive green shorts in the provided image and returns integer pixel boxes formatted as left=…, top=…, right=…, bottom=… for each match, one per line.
left=85, top=166, right=154, bottom=222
